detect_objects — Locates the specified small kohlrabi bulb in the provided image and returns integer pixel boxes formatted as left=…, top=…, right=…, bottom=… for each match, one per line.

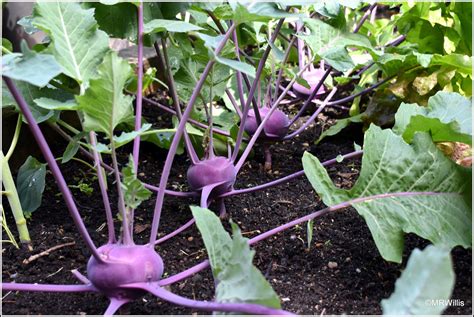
left=187, top=156, right=237, bottom=195
left=244, top=107, right=290, bottom=139
left=293, top=68, right=327, bottom=98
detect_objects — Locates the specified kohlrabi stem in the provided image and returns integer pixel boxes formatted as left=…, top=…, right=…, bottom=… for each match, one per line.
left=245, top=19, right=286, bottom=128
left=224, top=89, right=243, bottom=118
left=206, top=66, right=215, bottom=158
left=273, top=36, right=297, bottom=102
left=143, top=97, right=231, bottom=137
left=2, top=283, right=97, bottom=293
left=234, top=62, right=312, bottom=173
left=132, top=0, right=144, bottom=170
left=105, top=298, right=129, bottom=316
left=159, top=191, right=438, bottom=286
left=296, top=20, right=304, bottom=70
left=132, top=284, right=294, bottom=315
left=230, top=26, right=253, bottom=162
left=232, top=25, right=247, bottom=115
left=110, top=140, right=132, bottom=245
left=148, top=24, right=237, bottom=246
left=160, top=38, right=199, bottom=164
left=89, top=132, right=116, bottom=244
left=353, top=3, right=377, bottom=33
left=1, top=151, right=31, bottom=248
left=220, top=150, right=363, bottom=198
left=320, top=75, right=394, bottom=107
left=5, top=114, right=22, bottom=161
left=3, top=77, right=104, bottom=263
left=284, top=87, right=337, bottom=140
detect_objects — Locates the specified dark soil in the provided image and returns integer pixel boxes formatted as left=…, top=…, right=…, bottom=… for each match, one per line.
left=2, top=100, right=472, bottom=315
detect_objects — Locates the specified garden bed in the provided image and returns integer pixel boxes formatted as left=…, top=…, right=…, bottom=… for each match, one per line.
left=3, top=108, right=471, bottom=315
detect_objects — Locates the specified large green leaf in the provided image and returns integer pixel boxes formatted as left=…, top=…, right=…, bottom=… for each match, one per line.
left=393, top=92, right=472, bottom=145
left=382, top=245, right=454, bottom=315
left=302, top=125, right=471, bottom=263
left=2, top=42, right=62, bottom=88
left=300, top=18, right=374, bottom=72
left=192, top=206, right=281, bottom=310
left=76, top=52, right=134, bottom=136
left=16, top=156, right=46, bottom=214
left=33, top=1, right=110, bottom=89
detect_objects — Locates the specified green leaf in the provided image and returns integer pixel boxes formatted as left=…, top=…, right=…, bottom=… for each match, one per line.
left=2, top=80, right=72, bottom=123
left=394, top=92, right=472, bottom=145
left=34, top=97, right=79, bottom=111
left=2, top=41, right=62, bottom=87
left=215, top=55, right=256, bottom=78
left=2, top=38, right=13, bottom=53
left=121, top=156, right=152, bottom=210
left=144, top=19, right=203, bottom=34
left=430, top=54, right=472, bottom=75
left=62, top=132, right=87, bottom=164
left=33, top=0, right=110, bottom=88
left=113, top=124, right=152, bottom=148
left=306, top=219, right=314, bottom=249
left=230, top=2, right=298, bottom=25
left=315, top=114, right=362, bottom=144
left=192, top=206, right=281, bottom=309
left=16, top=156, right=46, bottom=214
left=303, top=125, right=472, bottom=263
left=382, top=245, right=454, bottom=315
left=300, top=18, right=374, bottom=72
left=76, top=52, right=134, bottom=136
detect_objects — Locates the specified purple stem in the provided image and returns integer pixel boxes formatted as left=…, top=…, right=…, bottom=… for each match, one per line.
left=234, top=62, right=312, bottom=173
left=2, top=283, right=97, bottom=293
left=148, top=24, right=237, bottom=245
left=324, top=75, right=393, bottom=106
left=353, top=3, right=377, bottom=33
left=90, top=132, right=116, bottom=243
left=244, top=19, right=286, bottom=130
left=160, top=38, right=199, bottom=164
left=3, top=77, right=104, bottom=263
left=149, top=181, right=216, bottom=247
left=273, top=36, right=297, bottom=102
left=220, top=150, right=363, bottom=198
left=104, top=298, right=129, bottom=316
left=132, top=1, right=144, bottom=170
left=143, top=183, right=197, bottom=197
left=128, top=283, right=294, bottom=315
left=231, top=26, right=252, bottom=162
left=284, top=87, right=337, bottom=140
left=225, top=89, right=243, bottom=118
left=159, top=191, right=438, bottom=286
left=143, top=97, right=231, bottom=137
left=288, top=67, right=332, bottom=126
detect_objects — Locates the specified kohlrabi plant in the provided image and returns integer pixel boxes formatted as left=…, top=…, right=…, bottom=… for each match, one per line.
left=2, top=1, right=471, bottom=315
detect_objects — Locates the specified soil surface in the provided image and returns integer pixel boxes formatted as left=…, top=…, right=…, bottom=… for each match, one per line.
left=2, top=96, right=472, bottom=315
